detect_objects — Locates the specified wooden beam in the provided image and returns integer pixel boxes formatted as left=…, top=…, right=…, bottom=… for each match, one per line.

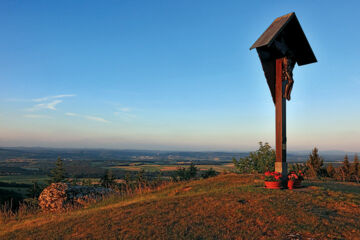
left=275, top=58, right=287, bottom=175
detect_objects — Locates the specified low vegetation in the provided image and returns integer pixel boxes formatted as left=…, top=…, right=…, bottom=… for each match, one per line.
left=233, top=143, right=360, bottom=183
left=232, top=142, right=275, bottom=173
left=0, top=173, right=359, bottom=239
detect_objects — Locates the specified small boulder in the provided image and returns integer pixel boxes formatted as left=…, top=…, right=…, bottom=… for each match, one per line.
left=38, top=183, right=112, bottom=211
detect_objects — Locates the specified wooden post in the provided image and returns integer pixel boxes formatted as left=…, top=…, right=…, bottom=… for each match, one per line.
left=275, top=58, right=287, bottom=176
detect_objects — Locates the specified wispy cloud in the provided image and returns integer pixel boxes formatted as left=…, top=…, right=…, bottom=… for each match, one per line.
left=65, top=112, right=78, bottom=116
left=27, top=100, right=63, bottom=112
left=84, top=116, right=110, bottom=123
left=24, top=114, right=51, bottom=119
left=66, top=112, right=110, bottom=123
left=114, top=106, right=136, bottom=120
left=33, top=94, right=76, bottom=102
left=25, top=94, right=75, bottom=112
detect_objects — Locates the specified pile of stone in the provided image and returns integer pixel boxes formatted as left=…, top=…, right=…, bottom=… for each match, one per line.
left=38, top=183, right=112, bottom=211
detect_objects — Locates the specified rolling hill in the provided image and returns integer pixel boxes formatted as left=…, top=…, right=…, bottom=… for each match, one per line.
left=1, top=174, right=359, bottom=239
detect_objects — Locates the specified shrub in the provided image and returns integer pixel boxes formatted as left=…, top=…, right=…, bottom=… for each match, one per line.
left=289, top=163, right=307, bottom=176
left=305, top=147, right=324, bottom=178
left=233, top=142, right=275, bottom=173
left=340, top=155, right=351, bottom=181
left=326, top=163, right=336, bottom=178
left=350, top=154, right=359, bottom=183
left=100, top=169, right=116, bottom=188
left=201, top=168, right=218, bottom=179
left=173, top=162, right=198, bottom=181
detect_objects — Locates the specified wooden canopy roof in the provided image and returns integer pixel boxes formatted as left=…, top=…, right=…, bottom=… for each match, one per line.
left=250, top=12, right=317, bottom=66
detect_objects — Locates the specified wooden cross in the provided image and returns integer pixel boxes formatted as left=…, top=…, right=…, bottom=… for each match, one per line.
left=250, top=12, right=317, bottom=176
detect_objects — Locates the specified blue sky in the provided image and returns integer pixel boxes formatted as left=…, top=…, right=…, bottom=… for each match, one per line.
left=0, top=1, right=359, bottom=151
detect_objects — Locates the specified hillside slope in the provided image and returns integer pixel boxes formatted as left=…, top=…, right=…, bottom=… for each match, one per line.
left=1, top=174, right=359, bottom=240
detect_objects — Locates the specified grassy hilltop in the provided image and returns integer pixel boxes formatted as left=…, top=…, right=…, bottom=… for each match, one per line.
left=1, top=174, right=359, bottom=240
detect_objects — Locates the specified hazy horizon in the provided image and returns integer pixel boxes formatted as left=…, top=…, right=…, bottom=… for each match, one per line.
left=0, top=143, right=358, bottom=155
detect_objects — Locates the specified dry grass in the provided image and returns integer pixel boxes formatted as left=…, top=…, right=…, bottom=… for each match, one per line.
left=1, top=173, right=359, bottom=240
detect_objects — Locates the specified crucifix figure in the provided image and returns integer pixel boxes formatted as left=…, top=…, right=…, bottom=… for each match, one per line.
left=250, top=12, right=317, bottom=177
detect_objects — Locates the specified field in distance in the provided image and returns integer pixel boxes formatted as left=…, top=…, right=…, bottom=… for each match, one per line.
left=109, top=162, right=235, bottom=172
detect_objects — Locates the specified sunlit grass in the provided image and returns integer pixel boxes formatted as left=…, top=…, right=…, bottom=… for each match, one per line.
left=1, top=173, right=359, bottom=239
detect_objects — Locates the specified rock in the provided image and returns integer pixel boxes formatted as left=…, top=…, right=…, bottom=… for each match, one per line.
left=38, top=183, right=112, bottom=211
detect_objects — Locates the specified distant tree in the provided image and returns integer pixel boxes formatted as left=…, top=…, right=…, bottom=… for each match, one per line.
left=341, top=155, right=351, bottom=181
left=100, top=169, right=116, bottom=188
left=351, top=154, right=360, bottom=183
left=326, top=163, right=336, bottom=178
left=305, top=148, right=324, bottom=178
left=233, top=142, right=275, bottom=173
left=49, top=157, right=66, bottom=183
left=201, top=168, right=217, bottom=179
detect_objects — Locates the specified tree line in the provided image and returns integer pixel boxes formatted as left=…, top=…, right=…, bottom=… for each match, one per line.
left=232, top=142, right=360, bottom=183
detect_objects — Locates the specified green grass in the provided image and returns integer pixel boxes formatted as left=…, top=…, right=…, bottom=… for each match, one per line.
left=1, top=174, right=359, bottom=239
left=109, top=163, right=235, bottom=172
left=0, top=187, right=28, bottom=197
left=0, top=175, right=49, bottom=198
left=0, top=175, right=49, bottom=184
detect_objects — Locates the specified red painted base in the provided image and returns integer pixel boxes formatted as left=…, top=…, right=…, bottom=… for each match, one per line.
left=288, top=180, right=302, bottom=189
left=265, top=181, right=282, bottom=189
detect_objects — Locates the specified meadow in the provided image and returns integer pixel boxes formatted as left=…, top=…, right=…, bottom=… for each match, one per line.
left=0, top=173, right=359, bottom=239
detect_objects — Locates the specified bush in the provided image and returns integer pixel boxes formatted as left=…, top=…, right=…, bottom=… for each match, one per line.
left=173, top=162, right=198, bottom=181
left=350, top=154, right=359, bottom=183
left=100, top=169, right=116, bottom=188
left=201, top=168, right=218, bottom=179
left=326, top=163, right=336, bottom=178
left=233, top=142, right=275, bottom=173
left=289, top=163, right=307, bottom=175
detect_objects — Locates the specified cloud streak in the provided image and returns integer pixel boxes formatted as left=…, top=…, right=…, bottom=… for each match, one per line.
left=32, top=94, right=76, bottom=102
left=27, top=100, right=63, bottom=112
left=84, top=116, right=110, bottom=123
left=66, top=112, right=110, bottom=123
left=65, top=112, right=78, bottom=117
left=25, top=94, right=75, bottom=112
